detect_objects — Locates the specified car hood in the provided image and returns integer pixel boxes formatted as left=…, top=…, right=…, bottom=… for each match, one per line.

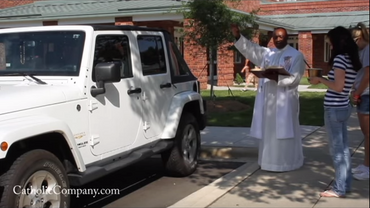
left=0, top=84, right=84, bottom=115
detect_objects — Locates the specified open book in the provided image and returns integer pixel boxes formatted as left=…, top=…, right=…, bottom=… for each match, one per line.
left=250, top=66, right=291, bottom=78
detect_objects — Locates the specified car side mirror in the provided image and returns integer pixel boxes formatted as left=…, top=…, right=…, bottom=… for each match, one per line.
left=91, top=62, right=121, bottom=97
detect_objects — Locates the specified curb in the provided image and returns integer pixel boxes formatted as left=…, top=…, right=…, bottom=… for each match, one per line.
left=200, top=146, right=258, bottom=162
left=167, top=161, right=260, bottom=208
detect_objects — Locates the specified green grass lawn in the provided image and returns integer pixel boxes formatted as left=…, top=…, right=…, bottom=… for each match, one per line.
left=300, top=77, right=328, bottom=89
left=307, top=83, right=328, bottom=89
left=201, top=90, right=326, bottom=127
left=300, top=77, right=310, bottom=85
left=236, top=77, right=327, bottom=89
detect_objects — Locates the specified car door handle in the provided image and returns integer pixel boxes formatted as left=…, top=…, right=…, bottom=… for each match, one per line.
left=160, top=83, right=172, bottom=89
left=127, top=88, right=142, bottom=95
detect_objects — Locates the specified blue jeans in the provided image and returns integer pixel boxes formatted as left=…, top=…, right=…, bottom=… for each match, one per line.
left=357, top=94, right=370, bottom=115
left=324, top=104, right=352, bottom=196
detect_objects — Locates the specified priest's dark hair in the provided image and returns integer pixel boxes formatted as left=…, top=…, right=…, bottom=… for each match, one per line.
left=327, top=26, right=362, bottom=72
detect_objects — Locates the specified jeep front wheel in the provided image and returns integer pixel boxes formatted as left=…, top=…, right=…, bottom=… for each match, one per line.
left=0, top=149, right=70, bottom=208
left=162, top=112, right=200, bottom=177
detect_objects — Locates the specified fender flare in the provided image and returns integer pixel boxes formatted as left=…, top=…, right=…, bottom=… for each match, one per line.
left=0, top=116, right=86, bottom=172
left=161, top=91, right=205, bottom=139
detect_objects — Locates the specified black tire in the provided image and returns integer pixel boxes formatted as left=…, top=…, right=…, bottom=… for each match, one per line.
left=0, top=149, right=70, bottom=208
left=162, top=112, right=201, bottom=177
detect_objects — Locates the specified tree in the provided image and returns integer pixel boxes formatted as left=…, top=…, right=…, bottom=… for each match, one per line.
left=178, top=0, right=258, bottom=98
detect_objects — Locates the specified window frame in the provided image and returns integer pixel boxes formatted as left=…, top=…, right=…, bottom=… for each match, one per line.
left=288, top=36, right=299, bottom=50
left=137, top=35, right=167, bottom=76
left=92, top=34, right=133, bottom=81
left=234, top=51, right=242, bottom=64
left=324, top=35, right=332, bottom=63
left=173, top=27, right=184, bottom=57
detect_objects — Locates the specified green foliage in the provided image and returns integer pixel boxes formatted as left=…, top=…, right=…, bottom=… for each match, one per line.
left=178, top=0, right=258, bottom=50
left=235, top=73, right=244, bottom=84
left=201, top=90, right=326, bottom=127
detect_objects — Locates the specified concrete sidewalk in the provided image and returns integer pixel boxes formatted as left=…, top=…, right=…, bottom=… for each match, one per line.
left=207, top=84, right=328, bottom=92
left=171, top=109, right=369, bottom=208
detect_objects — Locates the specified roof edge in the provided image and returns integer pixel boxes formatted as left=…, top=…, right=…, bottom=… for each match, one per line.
left=229, top=8, right=296, bottom=30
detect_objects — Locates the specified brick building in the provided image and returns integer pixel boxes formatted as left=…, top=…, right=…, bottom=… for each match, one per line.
left=230, top=0, right=369, bottom=89
left=0, top=0, right=369, bottom=89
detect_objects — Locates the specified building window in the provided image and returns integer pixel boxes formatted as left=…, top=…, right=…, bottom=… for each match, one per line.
left=174, top=27, right=184, bottom=56
left=324, top=35, right=331, bottom=62
left=288, top=36, right=298, bottom=50
left=234, top=51, right=242, bottom=63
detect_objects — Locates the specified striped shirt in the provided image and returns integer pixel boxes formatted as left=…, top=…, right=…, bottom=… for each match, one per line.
left=324, top=54, right=357, bottom=107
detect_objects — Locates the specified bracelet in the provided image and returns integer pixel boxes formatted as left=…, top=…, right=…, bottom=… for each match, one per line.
left=354, top=95, right=361, bottom=99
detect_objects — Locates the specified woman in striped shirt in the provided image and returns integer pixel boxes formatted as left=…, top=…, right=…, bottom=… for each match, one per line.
left=350, top=22, right=369, bottom=181
left=309, top=26, right=362, bottom=198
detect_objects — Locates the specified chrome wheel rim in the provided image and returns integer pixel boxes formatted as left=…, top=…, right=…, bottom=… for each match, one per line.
left=18, top=170, right=61, bottom=208
left=181, top=124, right=198, bottom=164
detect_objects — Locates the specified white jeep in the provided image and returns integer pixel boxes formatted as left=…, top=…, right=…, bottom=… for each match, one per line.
left=0, top=25, right=207, bottom=208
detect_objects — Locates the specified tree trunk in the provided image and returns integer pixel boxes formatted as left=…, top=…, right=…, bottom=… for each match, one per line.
left=209, top=49, right=215, bottom=99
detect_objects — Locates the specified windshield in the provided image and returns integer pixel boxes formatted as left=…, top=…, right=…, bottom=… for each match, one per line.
left=0, top=31, right=85, bottom=76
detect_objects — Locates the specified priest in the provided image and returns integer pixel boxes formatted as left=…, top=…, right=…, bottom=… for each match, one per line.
left=231, top=25, right=306, bottom=172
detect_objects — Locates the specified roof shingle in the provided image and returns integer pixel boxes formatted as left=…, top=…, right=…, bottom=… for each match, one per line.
left=0, top=0, right=183, bottom=20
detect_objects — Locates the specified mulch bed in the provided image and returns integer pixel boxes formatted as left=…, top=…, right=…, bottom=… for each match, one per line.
left=206, top=100, right=250, bottom=113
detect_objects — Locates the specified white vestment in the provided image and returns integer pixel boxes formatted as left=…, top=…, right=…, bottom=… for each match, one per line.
left=235, top=35, right=306, bottom=172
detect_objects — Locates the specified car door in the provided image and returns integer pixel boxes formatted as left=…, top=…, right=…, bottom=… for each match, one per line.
left=88, top=32, right=142, bottom=156
left=135, top=32, right=175, bottom=140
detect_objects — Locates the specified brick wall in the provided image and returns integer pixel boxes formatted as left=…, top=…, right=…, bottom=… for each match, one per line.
left=181, top=19, right=208, bottom=89
left=258, top=0, right=369, bottom=15
left=0, top=0, right=42, bottom=9
left=313, top=34, right=331, bottom=75
left=115, top=17, right=135, bottom=26
left=43, top=21, right=58, bottom=26
left=298, top=31, right=313, bottom=77
left=183, top=43, right=208, bottom=89
left=217, top=43, right=234, bottom=86
left=226, top=0, right=261, bottom=12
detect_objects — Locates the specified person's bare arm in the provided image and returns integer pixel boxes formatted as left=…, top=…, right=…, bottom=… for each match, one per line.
left=241, top=59, right=250, bottom=73
left=354, top=66, right=369, bottom=96
left=318, top=69, right=346, bottom=92
left=310, top=55, right=347, bottom=92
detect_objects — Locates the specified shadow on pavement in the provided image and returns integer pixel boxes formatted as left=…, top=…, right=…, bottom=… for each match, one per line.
left=71, top=158, right=244, bottom=208
left=207, top=111, right=369, bottom=207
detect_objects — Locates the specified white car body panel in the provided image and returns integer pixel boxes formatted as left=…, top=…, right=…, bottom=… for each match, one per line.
left=161, top=91, right=205, bottom=139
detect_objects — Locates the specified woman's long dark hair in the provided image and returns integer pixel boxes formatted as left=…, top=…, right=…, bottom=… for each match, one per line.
left=327, top=26, right=362, bottom=72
